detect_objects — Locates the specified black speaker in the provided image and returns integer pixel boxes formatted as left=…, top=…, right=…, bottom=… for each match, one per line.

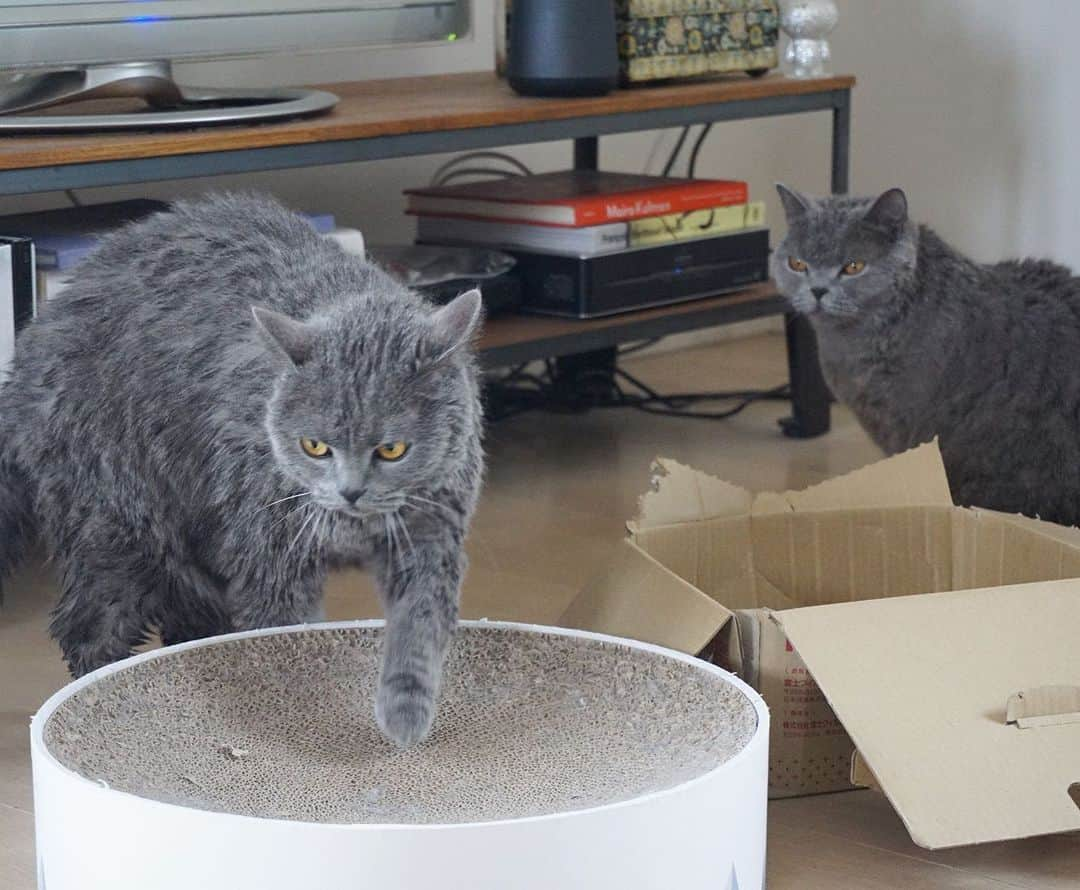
left=507, top=0, right=618, bottom=98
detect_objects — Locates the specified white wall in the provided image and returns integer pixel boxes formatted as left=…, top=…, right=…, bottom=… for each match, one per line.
left=691, top=0, right=1080, bottom=268
left=11, top=0, right=1080, bottom=271
left=828, top=0, right=1080, bottom=267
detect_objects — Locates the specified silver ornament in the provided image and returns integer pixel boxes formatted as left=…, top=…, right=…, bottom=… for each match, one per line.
left=780, top=0, right=839, bottom=79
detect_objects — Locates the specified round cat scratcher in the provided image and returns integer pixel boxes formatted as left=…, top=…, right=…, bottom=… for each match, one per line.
left=31, top=620, right=768, bottom=890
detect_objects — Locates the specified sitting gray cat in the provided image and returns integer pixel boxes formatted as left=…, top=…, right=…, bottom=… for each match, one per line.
left=0, top=193, right=484, bottom=747
left=772, top=184, right=1080, bottom=526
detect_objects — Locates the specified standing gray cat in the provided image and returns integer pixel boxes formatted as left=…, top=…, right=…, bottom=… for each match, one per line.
left=772, top=184, right=1080, bottom=526
left=0, top=193, right=484, bottom=747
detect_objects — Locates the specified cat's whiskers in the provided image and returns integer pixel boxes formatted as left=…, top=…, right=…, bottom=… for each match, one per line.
left=390, top=517, right=404, bottom=567
left=307, top=509, right=325, bottom=555
left=393, top=513, right=416, bottom=563
left=268, top=501, right=311, bottom=530
left=254, top=491, right=312, bottom=515
left=382, top=515, right=397, bottom=569
left=287, top=506, right=318, bottom=554
left=404, top=494, right=456, bottom=517
left=405, top=495, right=498, bottom=570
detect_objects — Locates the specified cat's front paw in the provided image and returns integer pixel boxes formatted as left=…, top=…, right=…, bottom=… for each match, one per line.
left=375, top=676, right=435, bottom=749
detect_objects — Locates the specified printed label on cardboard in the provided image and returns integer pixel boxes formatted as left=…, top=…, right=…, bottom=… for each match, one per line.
left=757, top=614, right=853, bottom=797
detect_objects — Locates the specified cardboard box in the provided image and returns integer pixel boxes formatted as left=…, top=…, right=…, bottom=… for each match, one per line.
left=558, top=442, right=1080, bottom=848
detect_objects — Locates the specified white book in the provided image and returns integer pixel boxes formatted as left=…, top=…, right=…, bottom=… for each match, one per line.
left=38, top=268, right=71, bottom=302
left=326, top=226, right=366, bottom=257
left=0, top=243, right=13, bottom=380
left=416, top=215, right=628, bottom=256
left=0, top=237, right=36, bottom=381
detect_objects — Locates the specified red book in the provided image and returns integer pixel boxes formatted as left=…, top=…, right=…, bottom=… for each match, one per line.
left=404, top=170, right=748, bottom=228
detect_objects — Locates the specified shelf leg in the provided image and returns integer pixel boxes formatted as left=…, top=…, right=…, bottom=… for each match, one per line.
left=779, top=313, right=831, bottom=439
left=831, top=89, right=851, bottom=195
left=573, top=136, right=599, bottom=171
left=552, top=348, right=618, bottom=408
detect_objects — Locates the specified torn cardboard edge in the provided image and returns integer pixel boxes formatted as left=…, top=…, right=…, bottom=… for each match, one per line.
left=630, top=440, right=953, bottom=534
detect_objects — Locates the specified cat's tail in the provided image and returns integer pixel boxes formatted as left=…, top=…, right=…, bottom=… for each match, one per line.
left=0, top=436, right=36, bottom=604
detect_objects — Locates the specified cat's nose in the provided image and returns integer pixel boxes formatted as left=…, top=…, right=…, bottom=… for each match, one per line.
left=339, top=488, right=363, bottom=505
left=811, top=286, right=829, bottom=300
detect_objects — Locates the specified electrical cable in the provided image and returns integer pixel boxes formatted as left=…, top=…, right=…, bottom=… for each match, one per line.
left=661, top=126, right=691, bottom=177
left=686, top=123, right=713, bottom=178
left=617, top=338, right=662, bottom=357
left=430, top=151, right=533, bottom=186
left=484, top=360, right=790, bottom=424
left=433, top=167, right=522, bottom=187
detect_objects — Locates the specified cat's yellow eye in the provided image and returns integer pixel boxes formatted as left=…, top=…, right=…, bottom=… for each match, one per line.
left=841, top=260, right=866, bottom=276
left=300, top=437, right=331, bottom=459
left=374, top=441, right=409, bottom=462
left=787, top=256, right=808, bottom=273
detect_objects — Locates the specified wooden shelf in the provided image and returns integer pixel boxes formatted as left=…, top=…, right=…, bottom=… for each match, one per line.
left=0, top=71, right=855, bottom=172
left=0, top=70, right=848, bottom=434
left=477, top=281, right=785, bottom=368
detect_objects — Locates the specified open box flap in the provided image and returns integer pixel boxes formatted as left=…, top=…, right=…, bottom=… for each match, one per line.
left=633, top=443, right=952, bottom=531
left=558, top=538, right=732, bottom=655
left=632, top=441, right=953, bottom=535
left=753, top=440, right=953, bottom=515
left=630, top=458, right=753, bottom=532
left=775, top=581, right=1080, bottom=848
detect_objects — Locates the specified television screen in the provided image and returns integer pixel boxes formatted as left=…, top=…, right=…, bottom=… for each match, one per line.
left=0, top=0, right=471, bottom=69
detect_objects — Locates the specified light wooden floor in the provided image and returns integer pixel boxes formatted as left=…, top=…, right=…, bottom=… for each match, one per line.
left=2, top=332, right=1077, bottom=888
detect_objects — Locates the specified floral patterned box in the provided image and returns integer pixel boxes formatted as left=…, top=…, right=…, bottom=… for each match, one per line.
left=616, top=0, right=779, bottom=83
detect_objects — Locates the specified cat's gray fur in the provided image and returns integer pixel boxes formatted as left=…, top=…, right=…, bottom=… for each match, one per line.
left=0, top=193, right=484, bottom=747
left=772, top=184, right=1080, bottom=526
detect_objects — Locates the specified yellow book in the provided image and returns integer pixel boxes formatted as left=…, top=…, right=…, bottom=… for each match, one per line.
left=629, top=201, right=766, bottom=247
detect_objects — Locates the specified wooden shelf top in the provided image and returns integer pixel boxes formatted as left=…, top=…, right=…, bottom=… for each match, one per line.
left=0, top=71, right=854, bottom=172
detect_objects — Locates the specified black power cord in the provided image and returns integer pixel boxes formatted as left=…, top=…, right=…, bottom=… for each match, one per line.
left=661, top=126, right=692, bottom=177
left=686, top=123, right=713, bottom=179
left=660, top=123, right=714, bottom=179
left=484, top=361, right=789, bottom=423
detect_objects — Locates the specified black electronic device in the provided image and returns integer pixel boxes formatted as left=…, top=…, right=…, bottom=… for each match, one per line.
left=506, top=0, right=618, bottom=98
left=367, top=243, right=522, bottom=317
left=419, top=273, right=523, bottom=316
left=493, top=229, right=770, bottom=319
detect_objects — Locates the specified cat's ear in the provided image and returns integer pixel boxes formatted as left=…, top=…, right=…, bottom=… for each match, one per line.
left=776, top=183, right=813, bottom=222
left=863, top=188, right=908, bottom=233
left=427, top=289, right=483, bottom=361
left=251, top=306, right=316, bottom=367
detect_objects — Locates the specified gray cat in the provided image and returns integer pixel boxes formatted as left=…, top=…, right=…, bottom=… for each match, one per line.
left=0, top=193, right=484, bottom=748
left=772, top=184, right=1080, bottom=526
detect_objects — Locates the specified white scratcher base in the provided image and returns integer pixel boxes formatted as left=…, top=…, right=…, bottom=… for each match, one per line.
left=32, top=620, right=769, bottom=890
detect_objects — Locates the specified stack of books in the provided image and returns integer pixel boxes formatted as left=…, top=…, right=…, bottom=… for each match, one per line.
left=0, top=199, right=171, bottom=303
left=0, top=198, right=358, bottom=376
left=406, top=170, right=768, bottom=318
left=0, top=200, right=345, bottom=304
left=408, top=170, right=765, bottom=255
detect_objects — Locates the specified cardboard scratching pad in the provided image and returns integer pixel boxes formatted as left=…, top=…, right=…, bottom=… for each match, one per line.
left=32, top=620, right=769, bottom=890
